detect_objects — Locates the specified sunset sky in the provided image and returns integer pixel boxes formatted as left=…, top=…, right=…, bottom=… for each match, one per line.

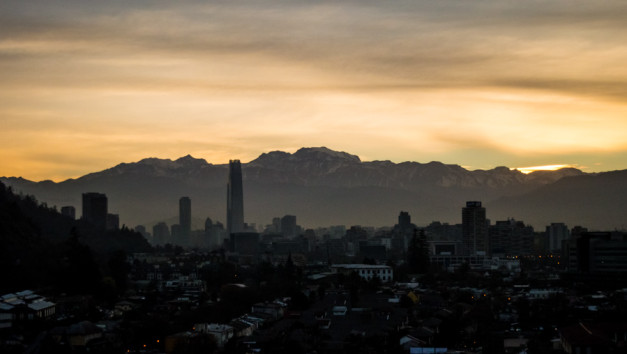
left=2, top=0, right=627, bottom=181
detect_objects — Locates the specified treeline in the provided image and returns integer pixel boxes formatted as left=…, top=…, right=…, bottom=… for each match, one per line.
left=0, top=181, right=151, bottom=297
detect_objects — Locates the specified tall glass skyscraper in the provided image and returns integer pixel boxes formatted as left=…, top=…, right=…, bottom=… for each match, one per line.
left=227, top=160, right=244, bottom=235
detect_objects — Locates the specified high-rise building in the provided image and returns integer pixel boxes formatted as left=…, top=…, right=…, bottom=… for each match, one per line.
left=489, top=219, right=534, bottom=256
left=398, top=211, right=411, bottom=230
left=179, top=196, right=191, bottom=241
left=546, top=222, right=570, bottom=253
left=565, top=232, right=627, bottom=273
left=82, top=192, right=108, bottom=229
left=205, top=217, right=213, bottom=232
left=227, top=160, right=244, bottom=235
left=153, top=222, right=170, bottom=245
left=392, top=211, right=416, bottom=252
left=281, top=215, right=297, bottom=238
left=462, top=201, right=488, bottom=256
left=171, top=224, right=182, bottom=243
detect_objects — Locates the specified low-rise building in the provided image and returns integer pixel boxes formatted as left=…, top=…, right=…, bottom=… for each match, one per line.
left=251, top=302, right=284, bottom=320
left=0, top=290, right=56, bottom=326
left=331, top=264, right=394, bottom=282
left=194, top=323, right=234, bottom=348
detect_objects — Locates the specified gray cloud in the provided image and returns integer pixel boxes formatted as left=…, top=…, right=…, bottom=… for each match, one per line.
left=3, top=0, right=626, bottom=89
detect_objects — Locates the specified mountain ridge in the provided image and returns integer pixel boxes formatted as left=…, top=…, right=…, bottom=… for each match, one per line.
left=2, top=147, right=623, bottom=230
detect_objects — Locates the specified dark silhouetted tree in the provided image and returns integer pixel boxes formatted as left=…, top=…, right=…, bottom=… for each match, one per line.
left=60, top=228, right=102, bottom=294
left=407, top=228, right=430, bottom=273
left=108, top=250, right=131, bottom=294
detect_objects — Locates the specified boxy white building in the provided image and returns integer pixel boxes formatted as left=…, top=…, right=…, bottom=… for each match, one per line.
left=331, top=264, right=394, bottom=282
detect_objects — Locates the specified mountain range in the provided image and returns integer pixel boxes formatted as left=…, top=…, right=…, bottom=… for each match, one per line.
left=2, top=147, right=626, bottom=231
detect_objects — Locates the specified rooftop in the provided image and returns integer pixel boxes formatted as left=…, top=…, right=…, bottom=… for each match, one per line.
left=332, top=264, right=391, bottom=269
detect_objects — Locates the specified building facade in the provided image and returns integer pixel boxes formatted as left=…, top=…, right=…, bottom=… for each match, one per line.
left=489, top=219, right=534, bottom=256
left=462, top=201, right=488, bottom=256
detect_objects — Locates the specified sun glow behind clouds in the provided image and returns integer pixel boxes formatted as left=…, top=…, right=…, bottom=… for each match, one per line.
left=514, top=164, right=575, bottom=174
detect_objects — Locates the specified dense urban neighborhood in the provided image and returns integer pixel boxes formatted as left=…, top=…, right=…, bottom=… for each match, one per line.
left=2, top=160, right=627, bottom=353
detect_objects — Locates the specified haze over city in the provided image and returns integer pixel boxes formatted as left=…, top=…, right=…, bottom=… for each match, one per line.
left=2, top=0, right=627, bottom=181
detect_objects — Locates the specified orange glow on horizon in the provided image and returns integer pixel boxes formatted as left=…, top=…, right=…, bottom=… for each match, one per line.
left=513, top=164, right=576, bottom=174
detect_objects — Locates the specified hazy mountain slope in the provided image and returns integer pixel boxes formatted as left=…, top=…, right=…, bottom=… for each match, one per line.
left=3, top=147, right=620, bottom=230
left=489, top=170, right=627, bottom=230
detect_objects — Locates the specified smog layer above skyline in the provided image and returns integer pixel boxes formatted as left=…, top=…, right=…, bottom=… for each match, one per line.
left=2, top=0, right=627, bottom=181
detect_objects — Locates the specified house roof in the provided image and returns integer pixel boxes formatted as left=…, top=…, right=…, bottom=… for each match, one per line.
left=15, top=290, right=34, bottom=297
left=28, top=300, right=55, bottom=311
left=1, top=293, right=17, bottom=301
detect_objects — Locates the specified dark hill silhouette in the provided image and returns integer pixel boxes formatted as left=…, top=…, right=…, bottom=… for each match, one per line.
left=2, top=147, right=623, bottom=230
left=0, top=181, right=152, bottom=294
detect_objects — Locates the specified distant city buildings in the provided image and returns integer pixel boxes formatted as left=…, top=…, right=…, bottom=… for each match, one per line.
left=227, top=160, right=244, bottom=235
left=69, top=175, right=623, bottom=277
left=203, top=218, right=226, bottom=250
left=145, top=194, right=231, bottom=248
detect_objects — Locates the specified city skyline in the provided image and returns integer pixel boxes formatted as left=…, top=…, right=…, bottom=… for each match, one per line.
left=2, top=0, right=627, bottom=181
